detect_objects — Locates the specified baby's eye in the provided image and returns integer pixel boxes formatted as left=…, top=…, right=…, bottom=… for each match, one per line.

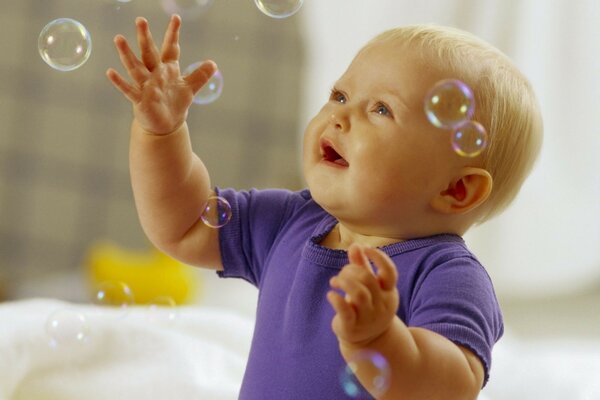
left=329, top=88, right=347, bottom=104
left=374, top=102, right=393, bottom=117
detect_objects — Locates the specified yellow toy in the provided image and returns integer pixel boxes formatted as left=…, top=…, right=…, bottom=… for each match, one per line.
left=86, top=242, right=201, bottom=306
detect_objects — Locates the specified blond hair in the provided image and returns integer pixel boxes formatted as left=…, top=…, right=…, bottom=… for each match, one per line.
left=366, top=25, right=543, bottom=223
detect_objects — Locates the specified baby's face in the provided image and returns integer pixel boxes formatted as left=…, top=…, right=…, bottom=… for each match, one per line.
left=303, top=40, right=464, bottom=237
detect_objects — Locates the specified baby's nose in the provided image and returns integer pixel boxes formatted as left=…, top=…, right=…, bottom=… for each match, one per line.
left=329, top=112, right=349, bottom=131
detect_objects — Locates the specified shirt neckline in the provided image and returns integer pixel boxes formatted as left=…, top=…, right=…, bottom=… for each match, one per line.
left=303, top=213, right=464, bottom=268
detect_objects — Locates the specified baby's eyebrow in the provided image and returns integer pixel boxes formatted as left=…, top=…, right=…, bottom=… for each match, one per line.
left=379, top=88, right=412, bottom=112
left=330, top=80, right=346, bottom=91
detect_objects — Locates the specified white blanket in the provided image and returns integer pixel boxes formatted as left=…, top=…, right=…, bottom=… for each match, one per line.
left=483, top=330, right=600, bottom=400
left=0, top=299, right=253, bottom=400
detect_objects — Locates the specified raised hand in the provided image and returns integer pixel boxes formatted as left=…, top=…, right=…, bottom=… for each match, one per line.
left=327, top=244, right=400, bottom=347
left=106, top=15, right=217, bottom=135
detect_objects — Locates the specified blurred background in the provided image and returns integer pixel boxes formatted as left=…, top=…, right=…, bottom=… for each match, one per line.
left=0, top=0, right=304, bottom=315
left=0, top=0, right=599, bottom=343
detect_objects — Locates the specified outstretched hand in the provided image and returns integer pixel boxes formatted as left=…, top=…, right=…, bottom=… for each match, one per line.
left=327, top=244, right=400, bottom=347
left=106, top=15, right=217, bottom=135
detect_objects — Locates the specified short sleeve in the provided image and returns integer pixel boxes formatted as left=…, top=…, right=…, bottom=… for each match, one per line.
left=215, top=188, right=307, bottom=286
left=407, top=256, right=504, bottom=387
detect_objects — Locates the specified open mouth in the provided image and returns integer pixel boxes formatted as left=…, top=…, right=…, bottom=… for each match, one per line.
left=320, top=139, right=349, bottom=167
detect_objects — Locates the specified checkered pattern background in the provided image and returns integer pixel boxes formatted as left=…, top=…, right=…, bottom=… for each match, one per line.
left=0, top=0, right=304, bottom=298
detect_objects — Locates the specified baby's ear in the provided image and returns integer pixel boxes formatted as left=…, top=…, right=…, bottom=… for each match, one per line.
left=430, top=167, right=493, bottom=215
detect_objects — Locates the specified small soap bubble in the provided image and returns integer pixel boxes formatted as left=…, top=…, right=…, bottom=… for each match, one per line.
left=254, top=0, right=304, bottom=18
left=184, top=62, right=223, bottom=105
left=146, top=296, right=179, bottom=324
left=93, top=281, right=135, bottom=310
left=424, top=79, right=474, bottom=129
left=339, top=350, right=391, bottom=398
left=45, top=309, right=91, bottom=348
left=451, top=120, right=488, bottom=157
left=114, top=0, right=132, bottom=9
left=160, top=0, right=214, bottom=20
left=201, top=196, right=232, bottom=228
left=38, top=18, right=92, bottom=72
left=100, top=0, right=132, bottom=11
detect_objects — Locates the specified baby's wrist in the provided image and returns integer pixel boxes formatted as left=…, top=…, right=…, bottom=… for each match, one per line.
left=133, top=119, right=186, bottom=137
left=338, top=332, right=381, bottom=353
left=338, top=321, right=399, bottom=354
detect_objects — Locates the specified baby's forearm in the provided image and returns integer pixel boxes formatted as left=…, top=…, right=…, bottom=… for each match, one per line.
left=339, top=317, right=481, bottom=400
left=129, top=119, right=212, bottom=252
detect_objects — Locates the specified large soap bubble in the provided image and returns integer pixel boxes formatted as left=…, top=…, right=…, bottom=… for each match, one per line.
left=38, top=18, right=92, bottom=72
left=184, top=62, right=224, bottom=105
left=424, top=79, right=474, bottom=129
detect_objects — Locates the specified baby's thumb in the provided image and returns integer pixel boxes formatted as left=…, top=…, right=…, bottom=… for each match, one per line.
left=185, top=60, right=218, bottom=94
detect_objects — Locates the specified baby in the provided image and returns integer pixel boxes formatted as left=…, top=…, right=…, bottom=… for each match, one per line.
left=107, top=15, right=542, bottom=400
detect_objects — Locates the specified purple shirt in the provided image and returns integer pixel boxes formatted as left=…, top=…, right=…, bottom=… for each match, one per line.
left=216, top=188, right=503, bottom=399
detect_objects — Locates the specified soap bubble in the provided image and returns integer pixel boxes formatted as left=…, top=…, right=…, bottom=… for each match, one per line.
left=201, top=196, right=232, bottom=228
left=451, top=120, right=488, bottom=157
left=254, top=0, right=304, bottom=18
left=424, top=79, right=474, bottom=129
left=184, top=62, right=224, bottom=105
left=100, top=0, right=133, bottom=11
left=339, top=350, right=391, bottom=398
left=160, top=0, right=214, bottom=20
left=93, top=280, right=135, bottom=310
left=146, top=296, right=179, bottom=324
left=38, top=18, right=92, bottom=72
left=45, top=309, right=91, bottom=348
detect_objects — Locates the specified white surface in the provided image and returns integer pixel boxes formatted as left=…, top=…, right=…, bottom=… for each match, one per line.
left=0, top=298, right=253, bottom=400
left=483, top=331, right=600, bottom=399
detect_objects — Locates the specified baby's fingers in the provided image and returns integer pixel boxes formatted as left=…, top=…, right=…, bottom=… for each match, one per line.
left=114, top=35, right=148, bottom=84
left=184, top=60, right=218, bottom=94
left=327, top=291, right=356, bottom=327
left=135, top=17, right=161, bottom=71
left=364, top=247, right=398, bottom=291
left=348, top=244, right=375, bottom=275
left=330, top=272, right=374, bottom=308
left=106, top=68, right=141, bottom=103
left=160, top=14, right=181, bottom=63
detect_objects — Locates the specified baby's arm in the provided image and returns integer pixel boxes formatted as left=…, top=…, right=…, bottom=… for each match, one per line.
left=106, top=16, right=222, bottom=269
left=328, top=244, right=483, bottom=399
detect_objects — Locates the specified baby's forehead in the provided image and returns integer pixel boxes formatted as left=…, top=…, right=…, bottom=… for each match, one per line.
left=343, top=41, right=445, bottom=91
left=350, top=40, right=428, bottom=77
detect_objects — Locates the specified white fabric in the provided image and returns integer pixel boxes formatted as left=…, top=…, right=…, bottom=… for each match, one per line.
left=483, top=331, right=600, bottom=399
left=0, top=298, right=252, bottom=400
left=298, top=0, right=600, bottom=299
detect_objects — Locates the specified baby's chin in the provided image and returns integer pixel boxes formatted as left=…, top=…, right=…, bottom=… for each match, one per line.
left=308, top=189, right=337, bottom=214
